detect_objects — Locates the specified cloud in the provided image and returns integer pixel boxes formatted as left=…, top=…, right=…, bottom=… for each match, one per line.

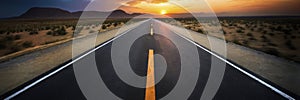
left=119, top=5, right=146, bottom=13
left=150, top=0, right=168, bottom=3
left=126, top=0, right=169, bottom=6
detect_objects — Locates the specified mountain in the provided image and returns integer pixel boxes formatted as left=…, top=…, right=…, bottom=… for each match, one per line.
left=17, top=7, right=142, bottom=19
left=19, top=7, right=73, bottom=18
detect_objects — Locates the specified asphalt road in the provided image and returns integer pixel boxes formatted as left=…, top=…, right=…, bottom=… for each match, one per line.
left=3, top=19, right=295, bottom=100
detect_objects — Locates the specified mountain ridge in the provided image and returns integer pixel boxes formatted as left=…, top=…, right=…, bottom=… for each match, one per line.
left=16, top=7, right=142, bottom=19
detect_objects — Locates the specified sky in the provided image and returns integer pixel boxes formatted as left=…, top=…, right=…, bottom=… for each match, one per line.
left=0, top=0, right=300, bottom=18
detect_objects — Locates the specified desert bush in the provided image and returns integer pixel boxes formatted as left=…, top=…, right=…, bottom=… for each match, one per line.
left=258, top=28, right=263, bottom=31
left=53, top=27, right=67, bottom=36
left=38, top=27, right=45, bottom=31
left=19, top=29, right=24, bottom=32
left=29, top=31, right=38, bottom=35
left=268, top=33, right=275, bottom=36
left=102, top=25, right=107, bottom=30
left=0, top=44, right=6, bottom=49
left=249, top=37, right=257, bottom=40
left=10, top=30, right=16, bottom=33
left=292, top=25, right=298, bottom=30
left=282, top=29, right=291, bottom=35
left=242, top=40, right=248, bottom=45
left=233, top=39, right=241, bottom=45
left=10, top=46, right=21, bottom=52
left=260, top=35, right=267, bottom=39
left=262, top=38, right=270, bottom=42
left=246, top=33, right=253, bottom=37
left=22, top=41, right=33, bottom=48
left=5, top=35, right=14, bottom=41
left=0, top=30, right=5, bottom=34
left=264, top=48, right=279, bottom=56
left=236, top=29, right=243, bottom=33
left=238, top=26, right=245, bottom=30
left=261, top=35, right=271, bottom=42
left=113, top=23, right=118, bottom=27
left=57, top=30, right=67, bottom=35
left=14, top=35, right=21, bottom=40
left=46, top=31, right=53, bottom=35
left=185, top=26, right=191, bottom=29
left=45, top=26, right=51, bottom=30
left=245, top=24, right=249, bottom=27
left=269, top=26, right=276, bottom=30
left=71, top=26, right=76, bottom=30
left=106, top=24, right=111, bottom=28
left=285, top=40, right=296, bottom=50
left=284, top=35, right=289, bottom=39
left=197, top=29, right=203, bottom=33
left=276, top=26, right=282, bottom=31
left=263, top=30, right=267, bottom=34
left=267, top=42, right=277, bottom=47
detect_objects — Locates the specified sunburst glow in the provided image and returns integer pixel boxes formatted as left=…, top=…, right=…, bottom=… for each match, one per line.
left=160, top=10, right=167, bottom=15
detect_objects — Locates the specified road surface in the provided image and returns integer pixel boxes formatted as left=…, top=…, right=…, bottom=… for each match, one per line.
left=2, top=19, right=296, bottom=100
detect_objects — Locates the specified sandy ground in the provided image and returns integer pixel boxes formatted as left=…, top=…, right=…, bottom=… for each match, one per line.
left=0, top=27, right=73, bottom=57
left=0, top=20, right=144, bottom=95
left=161, top=21, right=300, bottom=95
left=166, top=18, right=300, bottom=62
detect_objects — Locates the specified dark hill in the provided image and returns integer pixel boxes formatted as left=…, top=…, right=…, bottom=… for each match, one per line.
left=19, top=7, right=73, bottom=18
left=17, top=7, right=142, bottom=19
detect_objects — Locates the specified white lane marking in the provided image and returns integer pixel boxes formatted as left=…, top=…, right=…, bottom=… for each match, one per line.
left=150, top=23, right=154, bottom=36
left=167, top=23, right=295, bottom=100
left=4, top=19, right=151, bottom=100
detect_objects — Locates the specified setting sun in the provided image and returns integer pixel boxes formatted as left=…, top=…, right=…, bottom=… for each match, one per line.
left=160, top=10, right=167, bottom=15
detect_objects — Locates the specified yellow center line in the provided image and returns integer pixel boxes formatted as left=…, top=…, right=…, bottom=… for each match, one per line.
left=145, top=49, right=156, bottom=100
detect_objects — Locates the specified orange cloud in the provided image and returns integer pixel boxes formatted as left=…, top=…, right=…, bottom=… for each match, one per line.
left=119, top=5, right=147, bottom=13
left=120, top=0, right=300, bottom=16
left=207, top=0, right=300, bottom=15
left=126, top=0, right=169, bottom=6
left=150, top=0, right=168, bottom=4
left=120, top=0, right=186, bottom=15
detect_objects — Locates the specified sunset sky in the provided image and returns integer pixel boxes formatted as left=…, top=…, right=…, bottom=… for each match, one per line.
left=118, top=0, right=300, bottom=16
left=0, top=0, right=300, bottom=18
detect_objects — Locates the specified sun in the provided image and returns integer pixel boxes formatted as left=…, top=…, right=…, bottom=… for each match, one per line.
left=160, top=10, right=167, bottom=15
